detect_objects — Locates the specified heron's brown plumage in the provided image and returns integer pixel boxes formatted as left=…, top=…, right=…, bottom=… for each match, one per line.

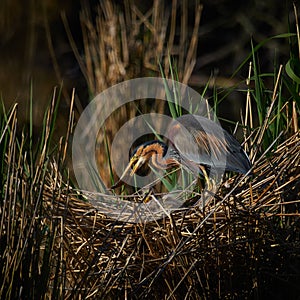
left=131, top=141, right=179, bottom=169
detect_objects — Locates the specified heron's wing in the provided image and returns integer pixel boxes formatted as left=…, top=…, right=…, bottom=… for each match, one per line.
left=168, top=115, right=251, bottom=174
left=193, top=128, right=251, bottom=174
left=171, top=126, right=228, bottom=167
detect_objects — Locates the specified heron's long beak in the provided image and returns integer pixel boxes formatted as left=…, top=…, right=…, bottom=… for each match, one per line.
left=130, top=157, right=145, bottom=175
left=110, top=157, right=145, bottom=189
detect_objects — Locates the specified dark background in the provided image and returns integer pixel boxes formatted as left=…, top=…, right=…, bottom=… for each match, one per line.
left=0, top=0, right=295, bottom=126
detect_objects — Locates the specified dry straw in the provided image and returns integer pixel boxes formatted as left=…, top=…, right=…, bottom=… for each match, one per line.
left=43, top=128, right=299, bottom=299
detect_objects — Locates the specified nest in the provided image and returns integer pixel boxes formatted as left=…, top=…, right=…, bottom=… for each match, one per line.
left=44, top=131, right=300, bottom=299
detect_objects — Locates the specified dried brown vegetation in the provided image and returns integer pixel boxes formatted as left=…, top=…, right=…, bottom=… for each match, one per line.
left=1, top=90, right=299, bottom=299
left=64, top=0, right=202, bottom=186
left=44, top=129, right=300, bottom=300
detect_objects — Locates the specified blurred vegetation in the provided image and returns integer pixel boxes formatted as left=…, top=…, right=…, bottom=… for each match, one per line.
left=0, top=0, right=296, bottom=122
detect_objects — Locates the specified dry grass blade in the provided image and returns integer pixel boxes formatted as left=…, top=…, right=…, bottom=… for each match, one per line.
left=0, top=103, right=17, bottom=144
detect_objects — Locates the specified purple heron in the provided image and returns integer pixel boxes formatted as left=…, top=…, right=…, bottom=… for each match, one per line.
left=111, top=115, right=251, bottom=189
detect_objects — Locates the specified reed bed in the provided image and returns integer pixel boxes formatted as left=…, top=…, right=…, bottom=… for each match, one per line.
left=1, top=89, right=299, bottom=299
left=42, top=130, right=299, bottom=299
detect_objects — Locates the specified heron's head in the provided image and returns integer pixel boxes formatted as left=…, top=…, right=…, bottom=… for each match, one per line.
left=110, top=141, right=167, bottom=189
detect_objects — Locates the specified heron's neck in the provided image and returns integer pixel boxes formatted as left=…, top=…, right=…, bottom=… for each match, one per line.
left=151, top=148, right=179, bottom=169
